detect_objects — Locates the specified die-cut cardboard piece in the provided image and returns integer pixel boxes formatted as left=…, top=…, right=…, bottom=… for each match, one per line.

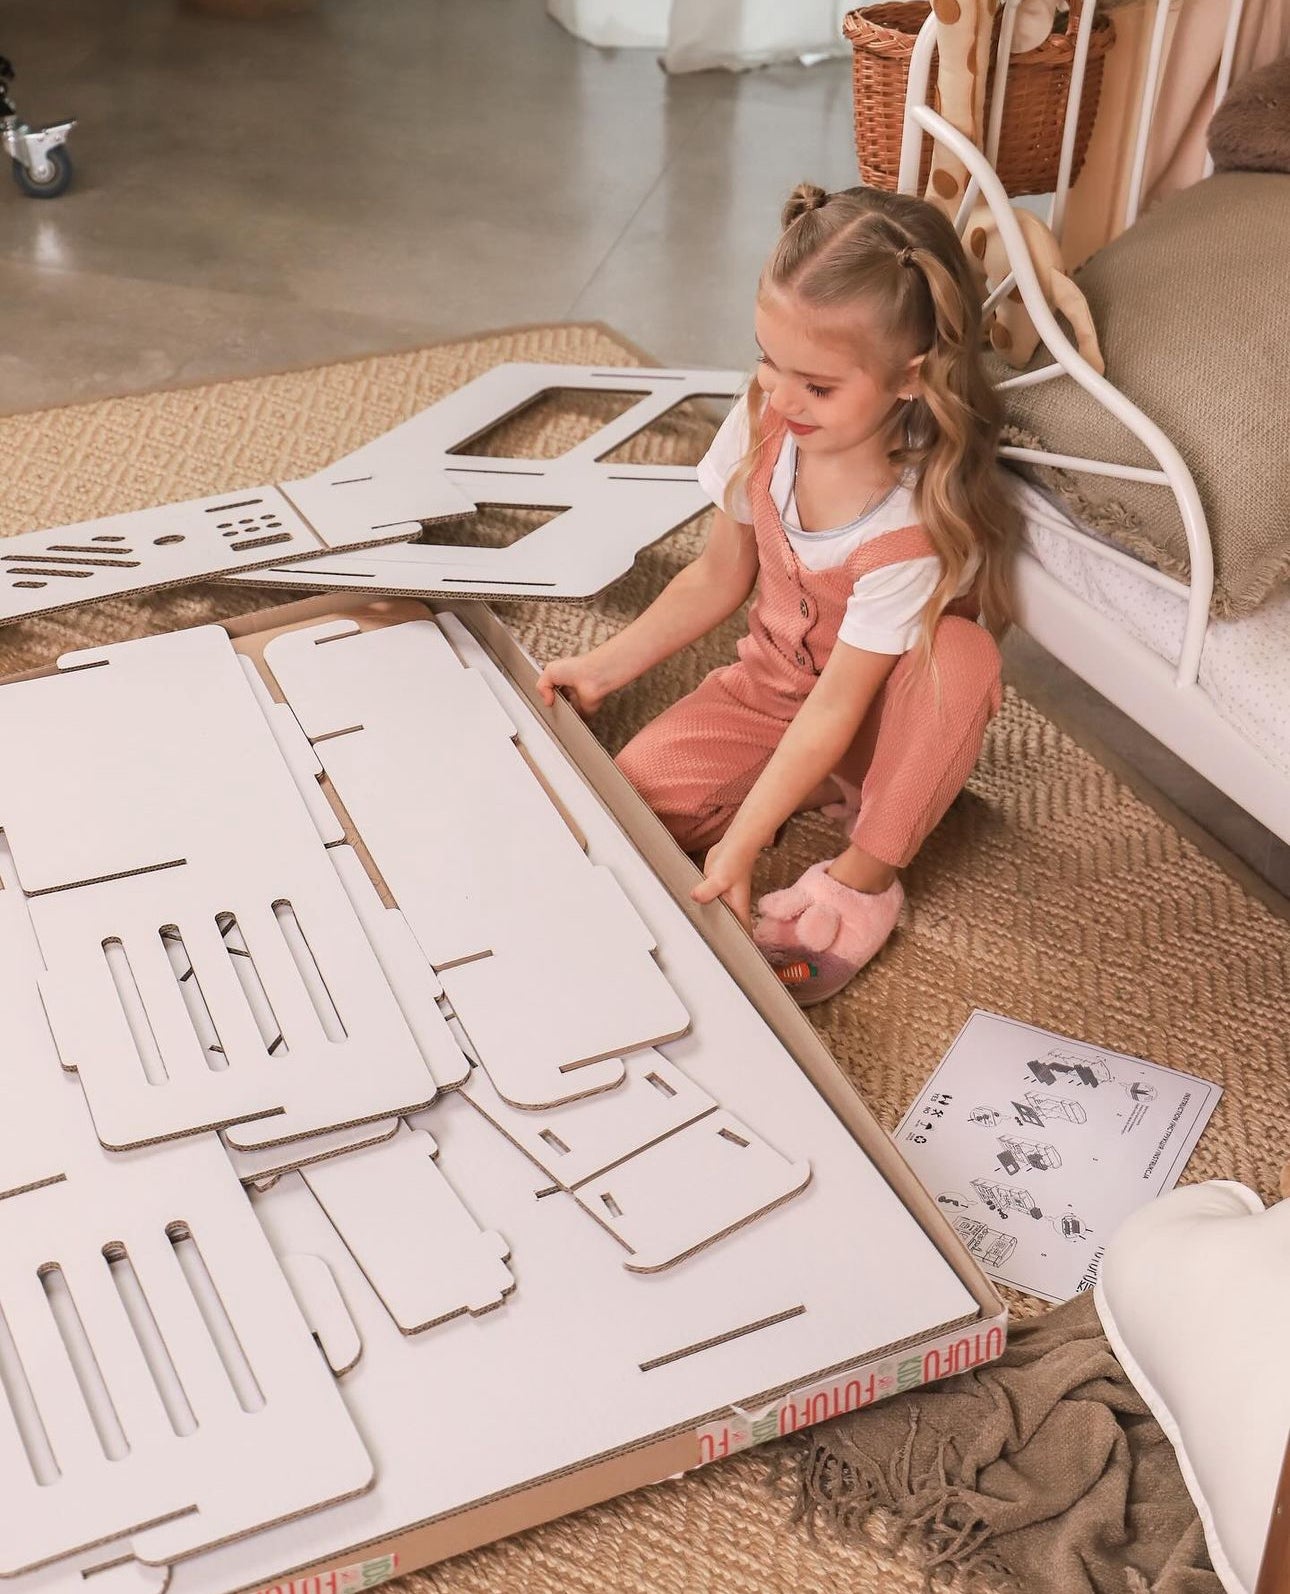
left=0, top=841, right=88, bottom=1202
left=280, top=1253, right=363, bottom=1376
left=19, top=1550, right=172, bottom=1594
left=0, top=627, right=449, bottom=1149
left=300, top=1127, right=514, bottom=1334
left=457, top=1051, right=717, bottom=1188
left=0, top=469, right=473, bottom=626
left=236, top=655, right=345, bottom=848
left=222, top=1117, right=401, bottom=1186
left=574, top=1111, right=812, bottom=1273
left=221, top=364, right=742, bottom=603
left=0, top=1138, right=373, bottom=1577
left=260, top=618, right=689, bottom=1107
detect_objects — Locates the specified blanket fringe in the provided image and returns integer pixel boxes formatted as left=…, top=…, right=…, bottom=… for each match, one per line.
left=778, top=1411, right=1018, bottom=1592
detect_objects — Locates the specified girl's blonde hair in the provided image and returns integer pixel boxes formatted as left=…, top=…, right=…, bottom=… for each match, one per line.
left=730, top=182, right=1019, bottom=663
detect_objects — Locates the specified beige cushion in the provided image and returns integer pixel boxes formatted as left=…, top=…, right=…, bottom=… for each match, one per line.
left=1001, top=171, right=1290, bottom=617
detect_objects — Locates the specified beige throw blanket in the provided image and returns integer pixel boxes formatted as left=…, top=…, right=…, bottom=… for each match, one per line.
left=787, top=1294, right=1217, bottom=1594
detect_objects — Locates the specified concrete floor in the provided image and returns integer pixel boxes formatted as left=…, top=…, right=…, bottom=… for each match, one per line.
left=3, top=0, right=1286, bottom=895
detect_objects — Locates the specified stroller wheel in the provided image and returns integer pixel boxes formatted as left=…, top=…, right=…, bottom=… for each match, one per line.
left=12, top=147, right=72, bottom=198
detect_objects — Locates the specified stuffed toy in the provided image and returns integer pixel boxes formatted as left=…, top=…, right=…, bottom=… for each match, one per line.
left=963, top=199, right=1105, bottom=372
left=922, top=0, right=1105, bottom=374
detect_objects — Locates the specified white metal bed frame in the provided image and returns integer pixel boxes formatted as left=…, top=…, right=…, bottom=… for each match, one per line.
left=895, top=0, right=1290, bottom=845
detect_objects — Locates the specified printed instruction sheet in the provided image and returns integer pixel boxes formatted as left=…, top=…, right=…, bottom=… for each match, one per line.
left=896, top=1011, right=1222, bottom=1302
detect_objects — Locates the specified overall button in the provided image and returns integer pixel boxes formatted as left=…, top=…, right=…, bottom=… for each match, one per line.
left=794, top=651, right=807, bottom=667
left=799, top=598, right=810, bottom=618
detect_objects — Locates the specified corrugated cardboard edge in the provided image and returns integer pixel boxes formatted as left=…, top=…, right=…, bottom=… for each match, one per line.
left=4, top=591, right=1005, bottom=1592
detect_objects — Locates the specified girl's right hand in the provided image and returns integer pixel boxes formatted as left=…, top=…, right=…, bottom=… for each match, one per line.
left=535, top=653, right=616, bottom=715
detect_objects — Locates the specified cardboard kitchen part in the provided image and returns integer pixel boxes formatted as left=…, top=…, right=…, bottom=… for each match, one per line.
left=300, top=1124, right=514, bottom=1334
left=0, top=1140, right=374, bottom=1577
left=458, top=1049, right=718, bottom=1188
left=260, top=616, right=690, bottom=1107
left=0, top=594, right=1006, bottom=1594
left=0, top=469, right=474, bottom=626
left=221, top=364, right=743, bottom=603
left=573, top=1110, right=812, bottom=1274
left=0, top=626, right=460, bottom=1149
left=0, top=877, right=373, bottom=1576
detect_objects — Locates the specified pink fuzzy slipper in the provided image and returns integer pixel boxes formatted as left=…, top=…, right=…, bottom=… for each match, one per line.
left=754, top=859, right=903, bottom=1006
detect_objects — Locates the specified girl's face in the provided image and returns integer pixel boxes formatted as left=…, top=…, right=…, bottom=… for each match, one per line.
left=753, top=289, right=919, bottom=457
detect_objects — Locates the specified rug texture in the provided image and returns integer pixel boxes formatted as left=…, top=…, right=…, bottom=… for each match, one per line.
left=1, top=322, right=1286, bottom=1594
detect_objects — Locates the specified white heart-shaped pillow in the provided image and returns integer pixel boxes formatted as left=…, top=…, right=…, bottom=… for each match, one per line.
left=1095, top=1182, right=1290, bottom=1593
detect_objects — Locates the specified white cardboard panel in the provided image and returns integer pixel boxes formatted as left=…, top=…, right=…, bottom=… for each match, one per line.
left=574, top=1111, right=812, bottom=1273
left=0, top=842, right=76, bottom=1202
left=0, top=470, right=472, bottom=626
left=0, top=871, right=374, bottom=1575
left=280, top=1253, right=363, bottom=1376
left=0, top=1143, right=374, bottom=1576
left=222, top=364, right=742, bottom=602
left=261, top=619, right=689, bottom=1106
left=222, top=1117, right=400, bottom=1186
left=457, top=1051, right=717, bottom=1188
left=300, top=1126, right=514, bottom=1334
left=237, top=655, right=345, bottom=847
left=0, top=629, right=449, bottom=1149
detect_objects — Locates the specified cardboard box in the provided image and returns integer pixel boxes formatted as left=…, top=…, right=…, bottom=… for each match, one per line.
left=0, top=595, right=1005, bottom=1594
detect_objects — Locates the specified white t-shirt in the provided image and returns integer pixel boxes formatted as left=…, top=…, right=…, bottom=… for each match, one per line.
left=696, top=402, right=975, bottom=656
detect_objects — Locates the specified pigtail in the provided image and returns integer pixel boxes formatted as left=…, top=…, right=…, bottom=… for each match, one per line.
left=899, top=244, right=1020, bottom=668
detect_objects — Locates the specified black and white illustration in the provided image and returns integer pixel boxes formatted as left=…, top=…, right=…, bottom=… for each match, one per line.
left=898, top=1011, right=1222, bottom=1301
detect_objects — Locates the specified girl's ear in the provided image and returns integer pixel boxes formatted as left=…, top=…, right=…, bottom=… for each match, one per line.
left=898, top=352, right=926, bottom=401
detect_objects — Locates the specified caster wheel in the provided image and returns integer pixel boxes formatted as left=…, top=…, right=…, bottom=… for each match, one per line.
left=12, top=147, right=72, bottom=198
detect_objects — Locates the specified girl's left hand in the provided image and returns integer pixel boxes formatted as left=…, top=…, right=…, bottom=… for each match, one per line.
left=691, top=838, right=758, bottom=930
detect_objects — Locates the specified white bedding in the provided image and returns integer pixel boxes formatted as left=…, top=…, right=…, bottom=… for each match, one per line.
left=1016, top=482, right=1290, bottom=780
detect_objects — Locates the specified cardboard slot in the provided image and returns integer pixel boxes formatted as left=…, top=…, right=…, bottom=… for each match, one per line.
left=102, top=1245, right=197, bottom=1438
left=271, top=902, right=346, bottom=1043
left=102, top=939, right=169, bottom=1087
left=216, top=915, right=286, bottom=1057
left=638, top=1305, right=808, bottom=1372
left=0, top=1296, right=59, bottom=1485
left=159, top=927, right=227, bottom=1072
left=38, top=1265, right=130, bottom=1462
left=165, top=1226, right=264, bottom=1414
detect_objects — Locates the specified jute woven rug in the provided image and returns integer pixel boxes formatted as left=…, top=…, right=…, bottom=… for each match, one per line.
left=2, top=323, right=1286, bottom=1594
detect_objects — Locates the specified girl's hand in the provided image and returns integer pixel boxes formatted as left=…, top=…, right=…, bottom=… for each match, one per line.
left=691, top=837, right=759, bottom=931
left=535, top=653, right=615, bottom=715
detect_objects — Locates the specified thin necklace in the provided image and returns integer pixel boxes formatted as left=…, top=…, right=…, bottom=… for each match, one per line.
left=790, top=439, right=898, bottom=532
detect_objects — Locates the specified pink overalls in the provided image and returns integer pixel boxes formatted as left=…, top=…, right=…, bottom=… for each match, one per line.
left=615, top=412, right=1003, bottom=865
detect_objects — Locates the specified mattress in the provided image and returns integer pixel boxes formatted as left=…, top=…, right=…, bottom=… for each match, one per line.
left=1015, top=481, right=1290, bottom=781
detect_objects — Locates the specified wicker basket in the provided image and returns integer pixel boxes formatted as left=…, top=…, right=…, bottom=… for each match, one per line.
left=844, top=1, right=1115, bottom=197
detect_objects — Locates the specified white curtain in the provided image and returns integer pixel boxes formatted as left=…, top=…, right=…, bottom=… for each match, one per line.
left=548, top=0, right=855, bottom=71
left=662, top=0, right=854, bottom=71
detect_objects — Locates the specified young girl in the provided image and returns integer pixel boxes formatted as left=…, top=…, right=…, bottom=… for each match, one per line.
left=537, top=182, right=1020, bottom=1005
